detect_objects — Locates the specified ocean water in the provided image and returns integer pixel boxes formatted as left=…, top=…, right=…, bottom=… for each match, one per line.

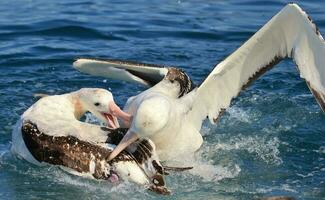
left=0, top=0, right=324, bottom=199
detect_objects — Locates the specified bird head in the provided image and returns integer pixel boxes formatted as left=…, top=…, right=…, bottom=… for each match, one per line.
left=165, top=68, right=194, bottom=97
left=78, top=88, right=131, bottom=129
left=108, top=97, right=171, bottom=160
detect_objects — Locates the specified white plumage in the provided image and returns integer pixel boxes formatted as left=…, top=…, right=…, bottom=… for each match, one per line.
left=73, top=4, right=325, bottom=162
left=11, top=88, right=167, bottom=189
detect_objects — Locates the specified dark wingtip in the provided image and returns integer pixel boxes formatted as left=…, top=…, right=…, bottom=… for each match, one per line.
left=163, top=165, right=194, bottom=172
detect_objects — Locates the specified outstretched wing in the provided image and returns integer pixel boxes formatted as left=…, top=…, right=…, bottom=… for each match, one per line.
left=187, top=3, right=325, bottom=131
left=73, top=58, right=170, bottom=86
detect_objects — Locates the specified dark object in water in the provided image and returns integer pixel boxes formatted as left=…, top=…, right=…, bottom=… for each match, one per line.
left=259, top=196, right=296, bottom=200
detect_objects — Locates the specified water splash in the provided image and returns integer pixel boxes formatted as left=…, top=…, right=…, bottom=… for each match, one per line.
left=226, top=107, right=253, bottom=123
left=214, top=134, right=282, bottom=165
left=190, top=162, right=241, bottom=182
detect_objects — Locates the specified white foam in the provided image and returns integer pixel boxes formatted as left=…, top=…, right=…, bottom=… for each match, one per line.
left=51, top=169, right=152, bottom=199
left=165, top=149, right=241, bottom=182
left=227, top=107, right=252, bottom=123
left=256, top=184, right=298, bottom=194
left=214, top=134, right=282, bottom=165
left=190, top=161, right=241, bottom=182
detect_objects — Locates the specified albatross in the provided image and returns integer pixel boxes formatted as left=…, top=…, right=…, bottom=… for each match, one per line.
left=73, top=4, right=325, bottom=162
left=11, top=88, right=170, bottom=194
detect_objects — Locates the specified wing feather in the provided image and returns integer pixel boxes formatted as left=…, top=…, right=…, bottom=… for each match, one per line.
left=73, top=58, right=169, bottom=86
left=187, top=3, right=325, bottom=130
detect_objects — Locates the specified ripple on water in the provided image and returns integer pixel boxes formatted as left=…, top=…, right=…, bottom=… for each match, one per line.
left=1, top=0, right=325, bottom=199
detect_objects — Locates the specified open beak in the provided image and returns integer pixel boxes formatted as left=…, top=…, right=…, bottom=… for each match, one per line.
left=108, top=130, right=139, bottom=161
left=102, top=112, right=119, bottom=129
left=101, top=101, right=131, bottom=129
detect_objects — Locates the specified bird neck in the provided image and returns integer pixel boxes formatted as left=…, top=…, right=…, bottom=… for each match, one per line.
left=152, top=80, right=181, bottom=98
left=69, top=92, right=87, bottom=120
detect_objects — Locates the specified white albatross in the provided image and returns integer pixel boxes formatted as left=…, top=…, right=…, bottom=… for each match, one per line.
left=73, top=4, right=325, bottom=162
left=11, top=88, right=170, bottom=194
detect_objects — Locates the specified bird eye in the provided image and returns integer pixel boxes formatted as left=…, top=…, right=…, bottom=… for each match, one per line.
left=94, top=102, right=100, bottom=106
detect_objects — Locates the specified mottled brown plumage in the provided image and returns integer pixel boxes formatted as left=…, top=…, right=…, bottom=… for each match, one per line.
left=165, top=68, right=195, bottom=97
left=21, top=121, right=170, bottom=194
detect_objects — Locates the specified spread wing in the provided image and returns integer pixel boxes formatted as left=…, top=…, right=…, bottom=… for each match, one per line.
left=187, top=3, right=325, bottom=131
left=73, top=58, right=170, bottom=86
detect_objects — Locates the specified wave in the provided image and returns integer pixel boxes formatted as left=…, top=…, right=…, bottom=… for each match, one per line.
left=0, top=25, right=127, bottom=41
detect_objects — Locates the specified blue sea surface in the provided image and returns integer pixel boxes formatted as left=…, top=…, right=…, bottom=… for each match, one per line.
left=0, top=0, right=324, bottom=199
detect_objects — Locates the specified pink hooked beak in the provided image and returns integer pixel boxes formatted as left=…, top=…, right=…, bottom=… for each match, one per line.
left=108, top=129, right=139, bottom=161
left=102, top=101, right=132, bottom=129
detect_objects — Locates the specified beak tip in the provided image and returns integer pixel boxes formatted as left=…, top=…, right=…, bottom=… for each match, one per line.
left=107, top=130, right=139, bottom=162
left=108, top=151, right=117, bottom=161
